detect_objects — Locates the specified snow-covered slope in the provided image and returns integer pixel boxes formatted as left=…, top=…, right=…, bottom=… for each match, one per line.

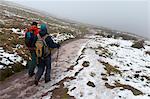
left=0, top=2, right=86, bottom=81
left=36, top=34, right=150, bottom=99
left=63, top=35, right=150, bottom=99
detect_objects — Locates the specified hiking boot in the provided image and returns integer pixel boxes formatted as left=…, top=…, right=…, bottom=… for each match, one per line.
left=29, top=73, right=35, bottom=77
left=34, top=80, right=38, bottom=86
left=45, top=79, right=51, bottom=83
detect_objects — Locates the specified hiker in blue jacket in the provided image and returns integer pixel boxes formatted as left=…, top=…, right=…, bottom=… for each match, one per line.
left=34, top=24, right=60, bottom=85
left=25, top=22, right=40, bottom=77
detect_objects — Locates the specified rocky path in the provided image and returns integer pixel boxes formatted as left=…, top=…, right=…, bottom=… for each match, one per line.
left=0, top=38, right=89, bottom=99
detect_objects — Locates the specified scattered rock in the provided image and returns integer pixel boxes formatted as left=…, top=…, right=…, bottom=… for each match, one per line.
left=145, top=51, right=150, bottom=55
left=146, top=66, right=150, bottom=69
left=131, top=40, right=144, bottom=49
left=90, top=72, right=96, bottom=77
left=129, top=63, right=133, bottom=65
left=101, top=73, right=106, bottom=76
left=107, top=35, right=112, bottom=38
left=134, top=74, right=139, bottom=78
left=127, top=64, right=130, bottom=66
left=127, top=76, right=132, bottom=79
left=135, top=71, right=141, bottom=73
left=102, top=77, right=108, bottom=81
left=82, top=61, right=90, bottom=67
left=140, top=78, right=144, bottom=81
left=123, top=70, right=128, bottom=72
left=87, top=81, right=95, bottom=87
left=125, top=79, right=130, bottom=81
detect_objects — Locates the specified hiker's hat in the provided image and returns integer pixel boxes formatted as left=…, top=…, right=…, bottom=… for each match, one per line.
left=31, top=21, right=38, bottom=26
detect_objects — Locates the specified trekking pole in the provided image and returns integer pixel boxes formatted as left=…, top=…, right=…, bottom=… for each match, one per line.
left=55, top=48, right=59, bottom=67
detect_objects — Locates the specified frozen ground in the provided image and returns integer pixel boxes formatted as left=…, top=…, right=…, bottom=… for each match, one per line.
left=1, top=30, right=150, bottom=99
left=38, top=34, right=150, bottom=99
left=62, top=35, right=150, bottom=99
left=0, top=37, right=88, bottom=99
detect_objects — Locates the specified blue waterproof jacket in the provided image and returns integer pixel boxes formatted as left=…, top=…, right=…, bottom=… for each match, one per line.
left=38, top=24, right=60, bottom=49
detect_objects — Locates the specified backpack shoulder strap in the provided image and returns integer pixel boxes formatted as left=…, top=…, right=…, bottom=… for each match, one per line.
left=43, top=34, right=49, bottom=40
left=37, top=34, right=42, bottom=39
left=36, top=34, right=49, bottom=46
left=43, top=34, right=49, bottom=46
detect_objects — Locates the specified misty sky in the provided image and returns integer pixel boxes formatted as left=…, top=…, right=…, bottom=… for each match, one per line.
left=7, top=0, right=150, bottom=39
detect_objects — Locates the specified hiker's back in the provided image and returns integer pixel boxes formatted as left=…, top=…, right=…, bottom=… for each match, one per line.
left=34, top=23, right=60, bottom=85
left=25, top=25, right=39, bottom=50
left=25, top=31, right=36, bottom=48
left=25, top=22, right=40, bottom=77
left=35, top=23, right=60, bottom=58
left=35, top=34, right=50, bottom=58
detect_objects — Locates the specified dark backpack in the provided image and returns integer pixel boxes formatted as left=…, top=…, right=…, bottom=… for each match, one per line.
left=25, top=31, right=36, bottom=48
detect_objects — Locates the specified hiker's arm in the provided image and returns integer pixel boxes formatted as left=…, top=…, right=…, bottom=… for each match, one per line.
left=46, top=36, right=60, bottom=48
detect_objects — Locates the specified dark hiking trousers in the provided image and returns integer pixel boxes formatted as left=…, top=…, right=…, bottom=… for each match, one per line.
left=35, top=55, right=51, bottom=82
left=28, top=51, right=37, bottom=76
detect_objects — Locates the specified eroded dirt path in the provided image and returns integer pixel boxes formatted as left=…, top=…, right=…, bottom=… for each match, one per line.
left=0, top=38, right=89, bottom=99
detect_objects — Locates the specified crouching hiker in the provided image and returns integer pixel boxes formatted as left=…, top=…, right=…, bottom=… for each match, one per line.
left=34, top=24, right=60, bottom=85
left=25, top=22, right=40, bottom=77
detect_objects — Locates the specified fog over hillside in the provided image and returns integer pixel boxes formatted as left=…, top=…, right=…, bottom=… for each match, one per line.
left=6, top=0, right=150, bottom=39
left=1, top=0, right=150, bottom=99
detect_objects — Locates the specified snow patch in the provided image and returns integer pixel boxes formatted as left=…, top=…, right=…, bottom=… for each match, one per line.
left=63, top=36, right=150, bottom=99
left=0, top=47, right=26, bottom=69
left=51, top=33, right=75, bottom=43
left=11, top=28, right=25, bottom=35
